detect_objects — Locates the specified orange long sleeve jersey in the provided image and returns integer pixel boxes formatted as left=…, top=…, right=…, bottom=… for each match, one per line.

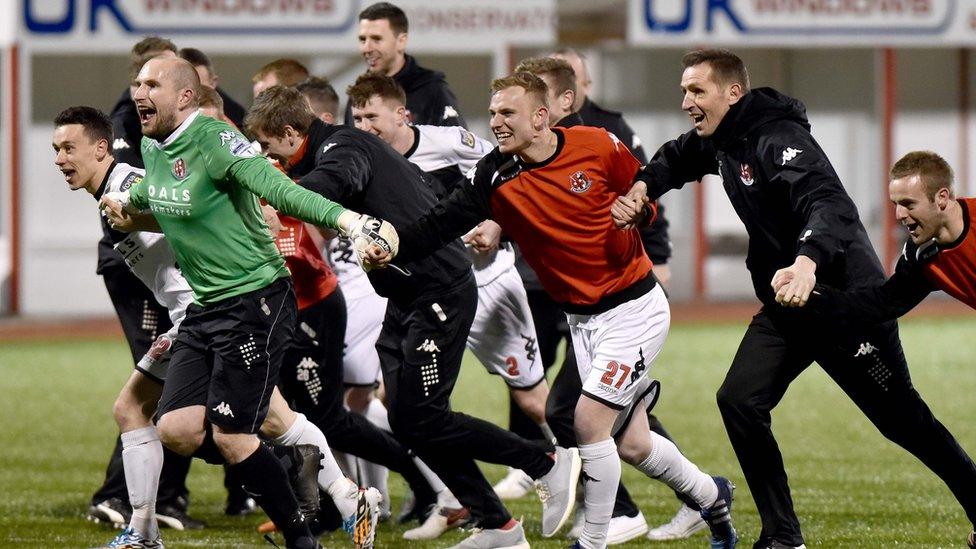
left=396, top=126, right=655, bottom=314
left=812, top=197, right=976, bottom=320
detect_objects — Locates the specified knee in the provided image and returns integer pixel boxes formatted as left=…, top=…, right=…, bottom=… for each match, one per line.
left=345, top=387, right=374, bottom=415
left=616, top=437, right=650, bottom=466
left=716, top=381, right=751, bottom=416
left=259, top=412, right=289, bottom=439
left=156, top=413, right=204, bottom=456
left=112, top=392, right=145, bottom=432
left=514, top=393, right=547, bottom=425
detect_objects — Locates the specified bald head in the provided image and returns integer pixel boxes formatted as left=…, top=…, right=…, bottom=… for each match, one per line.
left=550, top=48, right=591, bottom=112
left=133, top=57, right=204, bottom=139
left=162, top=57, right=201, bottom=98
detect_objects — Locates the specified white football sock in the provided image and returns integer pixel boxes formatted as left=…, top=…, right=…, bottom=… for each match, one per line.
left=412, top=456, right=461, bottom=508
left=365, top=398, right=392, bottom=432
left=326, top=477, right=359, bottom=518
left=273, top=412, right=344, bottom=491
left=578, top=438, right=620, bottom=549
left=360, top=457, right=390, bottom=515
left=637, top=431, right=718, bottom=509
left=121, top=426, right=162, bottom=540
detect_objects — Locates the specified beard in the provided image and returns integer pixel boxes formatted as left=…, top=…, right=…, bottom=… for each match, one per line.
left=142, top=108, right=179, bottom=141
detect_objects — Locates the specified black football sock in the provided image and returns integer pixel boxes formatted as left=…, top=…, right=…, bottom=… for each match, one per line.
left=228, top=444, right=315, bottom=548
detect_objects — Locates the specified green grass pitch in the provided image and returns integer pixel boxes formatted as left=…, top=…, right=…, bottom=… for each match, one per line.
left=1, top=315, right=975, bottom=547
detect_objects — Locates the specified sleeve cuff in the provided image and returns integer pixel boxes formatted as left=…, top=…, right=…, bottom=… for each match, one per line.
left=797, top=242, right=827, bottom=269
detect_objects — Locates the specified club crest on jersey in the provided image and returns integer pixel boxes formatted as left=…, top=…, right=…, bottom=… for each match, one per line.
left=172, top=158, right=188, bottom=180
left=569, top=170, right=592, bottom=193
left=739, top=163, right=755, bottom=186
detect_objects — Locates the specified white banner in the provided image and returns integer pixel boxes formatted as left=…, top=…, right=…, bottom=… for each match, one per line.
left=628, top=0, right=976, bottom=47
left=19, top=0, right=554, bottom=53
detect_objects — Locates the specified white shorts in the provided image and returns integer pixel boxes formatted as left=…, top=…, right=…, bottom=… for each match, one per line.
left=568, top=284, right=670, bottom=410
left=341, top=289, right=388, bottom=386
left=466, top=267, right=544, bottom=389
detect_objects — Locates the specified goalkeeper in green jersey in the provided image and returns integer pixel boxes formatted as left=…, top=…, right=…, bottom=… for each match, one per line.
left=100, top=56, right=396, bottom=549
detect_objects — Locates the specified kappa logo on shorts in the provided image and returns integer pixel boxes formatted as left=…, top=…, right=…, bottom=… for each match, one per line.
left=521, top=334, right=537, bottom=364
left=212, top=402, right=235, bottom=417
left=854, top=342, right=878, bottom=357
left=631, top=348, right=646, bottom=385
left=569, top=170, right=591, bottom=193
left=416, top=339, right=440, bottom=353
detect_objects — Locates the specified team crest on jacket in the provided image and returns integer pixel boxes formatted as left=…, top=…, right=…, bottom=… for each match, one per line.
left=172, top=158, right=188, bottom=180
left=569, top=170, right=591, bottom=193
left=739, top=163, right=755, bottom=186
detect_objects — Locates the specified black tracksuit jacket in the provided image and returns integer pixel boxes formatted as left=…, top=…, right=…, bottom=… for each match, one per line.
left=288, top=120, right=471, bottom=307
left=344, top=55, right=465, bottom=128
left=637, top=87, right=886, bottom=306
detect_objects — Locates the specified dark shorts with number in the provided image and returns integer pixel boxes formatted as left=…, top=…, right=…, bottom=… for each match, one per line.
left=156, top=277, right=297, bottom=434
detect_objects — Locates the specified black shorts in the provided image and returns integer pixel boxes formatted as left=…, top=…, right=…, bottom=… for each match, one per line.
left=102, top=264, right=172, bottom=383
left=278, top=289, right=347, bottom=419
left=156, top=277, right=297, bottom=433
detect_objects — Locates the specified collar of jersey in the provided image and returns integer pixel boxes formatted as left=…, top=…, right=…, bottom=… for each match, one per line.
left=286, top=134, right=311, bottom=170
left=152, top=109, right=201, bottom=150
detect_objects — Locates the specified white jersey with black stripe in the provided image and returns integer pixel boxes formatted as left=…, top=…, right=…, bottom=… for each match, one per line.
left=406, top=125, right=514, bottom=286
left=105, top=163, right=193, bottom=337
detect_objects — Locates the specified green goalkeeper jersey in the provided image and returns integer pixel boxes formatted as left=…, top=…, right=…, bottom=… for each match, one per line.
left=130, top=111, right=346, bottom=304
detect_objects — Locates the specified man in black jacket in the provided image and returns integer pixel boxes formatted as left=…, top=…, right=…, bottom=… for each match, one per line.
left=344, top=2, right=465, bottom=128
left=614, top=48, right=976, bottom=549
left=246, top=85, right=581, bottom=549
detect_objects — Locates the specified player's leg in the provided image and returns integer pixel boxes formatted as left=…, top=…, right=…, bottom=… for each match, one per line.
left=715, top=310, right=812, bottom=548
left=92, top=265, right=196, bottom=530
left=106, top=333, right=211, bottom=549
left=201, top=279, right=322, bottom=549
left=469, top=269, right=555, bottom=500
left=384, top=278, right=578, bottom=541
left=816, top=319, right=976, bottom=543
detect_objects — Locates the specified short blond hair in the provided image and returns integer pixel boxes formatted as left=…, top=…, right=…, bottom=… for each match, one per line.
left=890, top=151, right=955, bottom=200
left=514, top=57, right=576, bottom=97
left=490, top=72, right=549, bottom=109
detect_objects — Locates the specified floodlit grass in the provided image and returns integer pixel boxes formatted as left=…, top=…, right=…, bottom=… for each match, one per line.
left=1, top=315, right=975, bottom=547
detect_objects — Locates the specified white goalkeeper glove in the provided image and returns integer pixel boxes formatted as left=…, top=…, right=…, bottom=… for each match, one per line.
left=337, top=210, right=399, bottom=272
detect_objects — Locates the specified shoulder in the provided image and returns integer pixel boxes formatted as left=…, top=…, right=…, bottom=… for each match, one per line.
left=471, top=147, right=513, bottom=182
left=564, top=126, right=623, bottom=154
left=580, top=100, right=626, bottom=126
left=419, top=125, right=482, bottom=149
left=316, top=126, right=370, bottom=156
left=108, top=163, right=146, bottom=193
left=901, top=238, right=939, bottom=268
left=582, top=99, right=622, bottom=118
left=192, top=116, right=255, bottom=154
left=754, top=120, right=821, bottom=164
